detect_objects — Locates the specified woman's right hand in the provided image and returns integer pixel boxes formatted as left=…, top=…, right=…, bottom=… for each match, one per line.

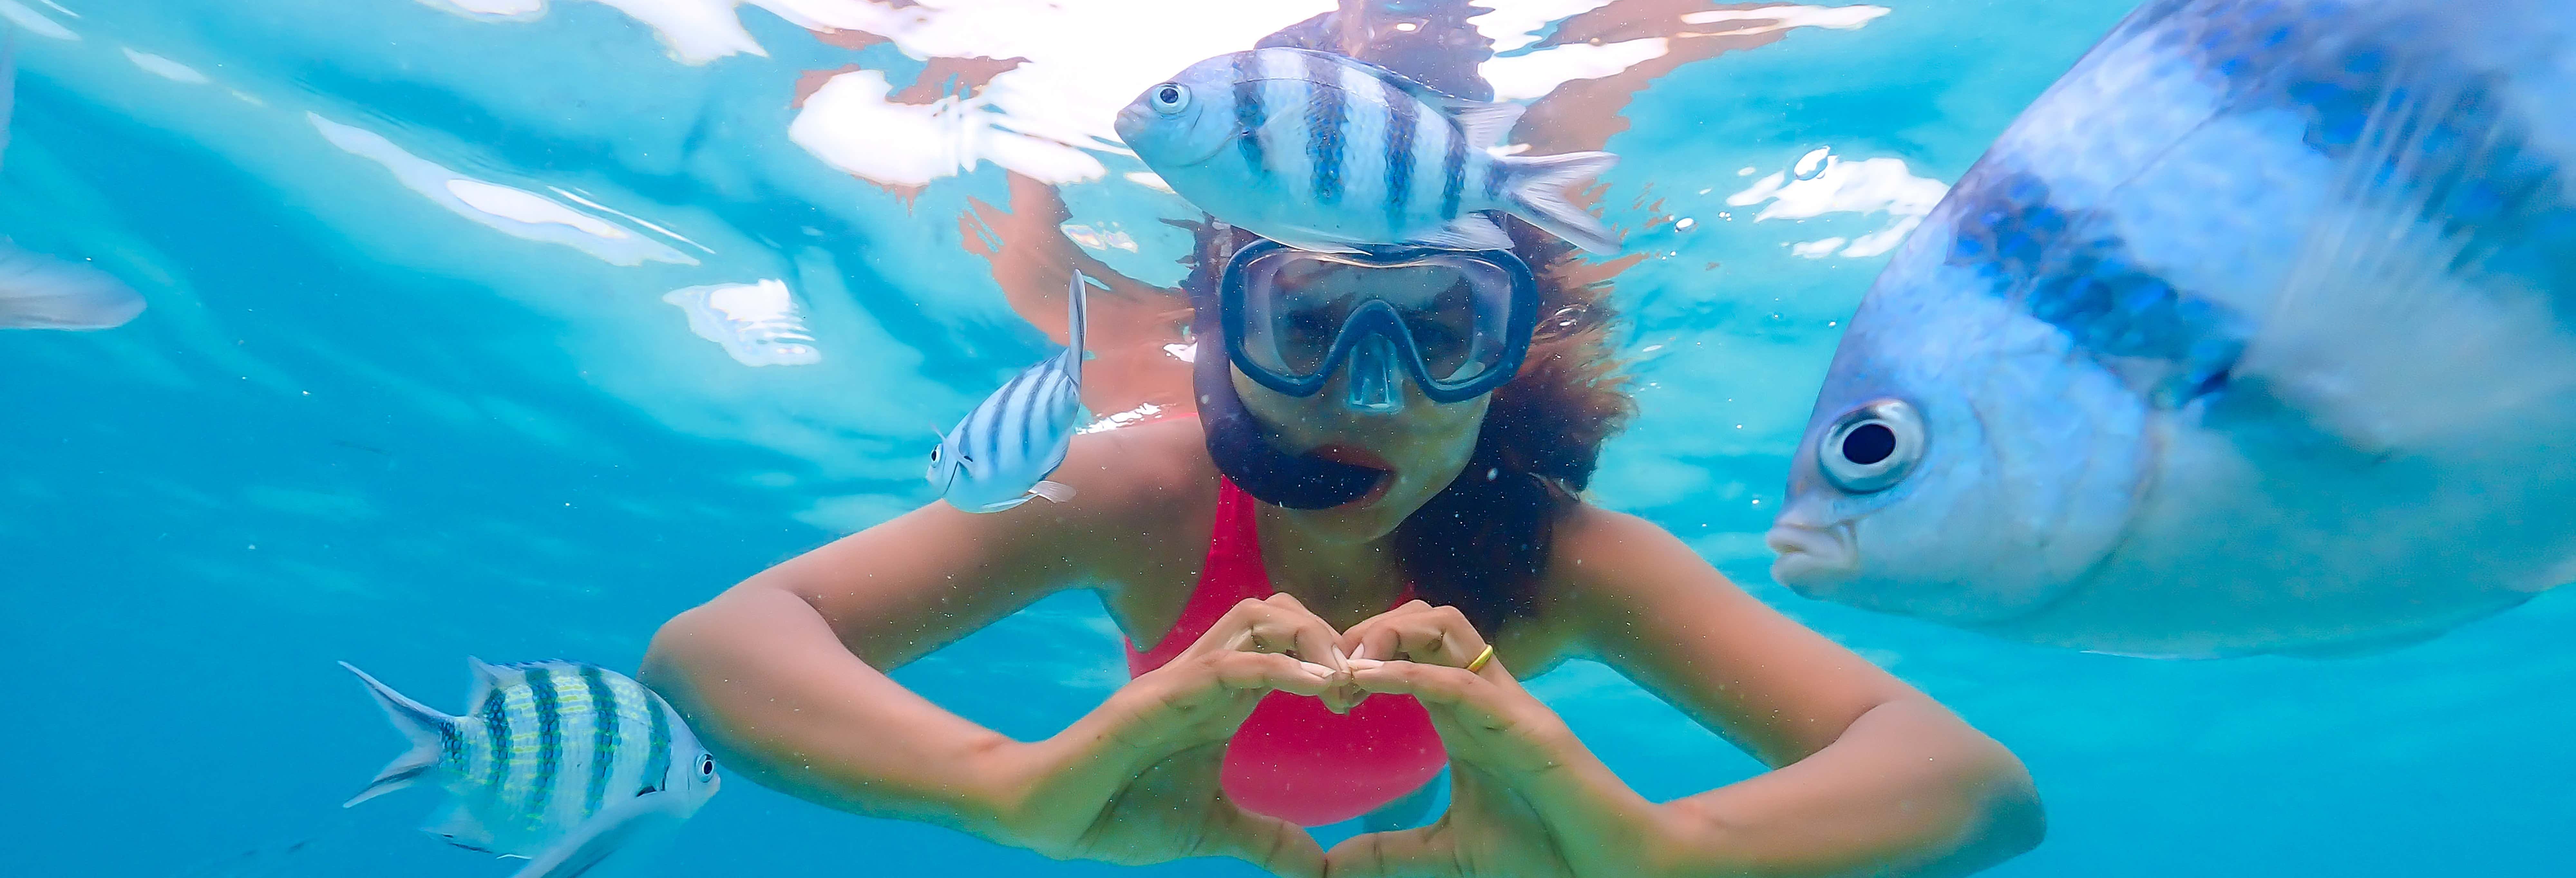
left=987, top=593, right=1351, bottom=878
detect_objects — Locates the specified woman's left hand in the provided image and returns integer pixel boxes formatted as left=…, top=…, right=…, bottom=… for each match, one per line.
left=1325, top=602, right=1678, bottom=878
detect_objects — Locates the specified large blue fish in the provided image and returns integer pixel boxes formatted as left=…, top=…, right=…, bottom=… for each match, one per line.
left=1116, top=47, right=1619, bottom=255
left=1766, top=0, right=2576, bottom=658
left=929, top=270, right=1093, bottom=513
left=0, top=37, right=144, bottom=330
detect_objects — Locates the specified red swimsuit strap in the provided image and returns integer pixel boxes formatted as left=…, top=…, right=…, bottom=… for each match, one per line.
left=1127, top=477, right=1270, bottom=672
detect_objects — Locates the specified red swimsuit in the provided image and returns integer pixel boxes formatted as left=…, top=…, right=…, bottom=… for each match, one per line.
left=1124, top=477, right=1450, bottom=826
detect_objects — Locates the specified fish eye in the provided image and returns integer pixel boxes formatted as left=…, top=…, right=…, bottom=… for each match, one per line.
left=1818, top=399, right=1925, bottom=494
left=699, top=755, right=715, bottom=777
left=1151, top=83, right=1190, bottom=114
left=929, top=446, right=941, bottom=463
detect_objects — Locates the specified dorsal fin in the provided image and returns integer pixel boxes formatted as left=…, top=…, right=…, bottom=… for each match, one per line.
left=465, top=656, right=510, bottom=711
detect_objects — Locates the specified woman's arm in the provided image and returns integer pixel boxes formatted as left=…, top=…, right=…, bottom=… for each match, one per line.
left=1553, top=507, right=2044, bottom=877
left=638, top=422, right=1208, bottom=841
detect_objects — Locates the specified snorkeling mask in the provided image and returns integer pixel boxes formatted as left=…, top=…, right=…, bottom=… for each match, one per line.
left=1220, top=240, right=1541, bottom=413
left=1192, top=238, right=1542, bottom=509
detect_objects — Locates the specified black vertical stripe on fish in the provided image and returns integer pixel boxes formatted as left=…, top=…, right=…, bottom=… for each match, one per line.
left=580, top=666, right=618, bottom=817
left=1233, top=52, right=1268, bottom=180
left=991, top=369, right=1038, bottom=466
left=1440, top=127, right=1468, bottom=220
left=969, top=371, right=1023, bottom=459
left=640, top=697, right=671, bottom=795
left=1014, top=373, right=1054, bottom=468
left=436, top=715, right=463, bottom=767
left=1306, top=52, right=1347, bottom=205
left=1484, top=159, right=1509, bottom=203
left=528, top=665, right=564, bottom=816
left=479, top=689, right=511, bottom=793
left=1383, top=77, right=1417, bottom=231
left=1942, top=167, right=2247, bottom=403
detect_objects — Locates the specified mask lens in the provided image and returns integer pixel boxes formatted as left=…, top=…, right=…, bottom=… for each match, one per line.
left=1235, top=250, right=1518, bottom=391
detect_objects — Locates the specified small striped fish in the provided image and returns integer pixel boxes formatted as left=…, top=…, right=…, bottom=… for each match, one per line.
left=928, top=269, right=1093, bottom=513
left=342, top=659, right=718, bottom=878
left=1116, top=47, right=1619, bottom=255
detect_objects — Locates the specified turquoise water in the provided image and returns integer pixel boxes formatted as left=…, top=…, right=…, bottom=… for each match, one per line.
left=5, top=1, right=2571, bottom=875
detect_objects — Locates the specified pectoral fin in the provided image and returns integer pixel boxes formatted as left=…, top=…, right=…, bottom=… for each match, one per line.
left=1027, top=480, right=1076, bottom=504
left=1413, top=215, right=1513, bottom=251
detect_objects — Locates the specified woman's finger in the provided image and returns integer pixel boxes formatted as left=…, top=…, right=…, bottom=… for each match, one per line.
left=1198, top=803, right=1328, bottom=878
left=1347, top=659, right=1499, bottom=715
left=1349, top=660, right=1595, bottom=786
left=1205, top=648, right=1333, bottom=698
left=1348, top=603, right=1486, bottom=669
left=1323, top=824, right=1460, bottom=878
left=1111, top=651, right=1330, bottom=755
left=1188, top=595, right=1346, bottom=674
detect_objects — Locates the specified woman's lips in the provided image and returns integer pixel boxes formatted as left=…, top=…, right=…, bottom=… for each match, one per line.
left=1309, top=443, right=1394, bottom=470
left=1307, top=444, right=1395, bottom=508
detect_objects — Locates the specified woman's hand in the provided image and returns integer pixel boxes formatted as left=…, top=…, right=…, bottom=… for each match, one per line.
left=991, top=593, right=1353, bottom=878
left=1328, top=602, right=1675, bottom=878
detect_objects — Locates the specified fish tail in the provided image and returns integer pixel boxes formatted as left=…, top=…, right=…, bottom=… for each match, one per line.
left=1499, top=151, right=1621, bottom=255
left=340, top=661, right=457, bottom=808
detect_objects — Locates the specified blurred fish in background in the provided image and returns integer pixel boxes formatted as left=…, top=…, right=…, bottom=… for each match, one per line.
left=0, top=35, right=142, bottom=330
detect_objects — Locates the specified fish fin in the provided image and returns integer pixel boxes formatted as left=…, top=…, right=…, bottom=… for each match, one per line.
left=1064, top=269, right=1090, bottom=385
left=1414, top=214, right=1514, bottom=251
left=422, top=802, right=504, bottom=854
left=506, top=792, right=689, bottom=878
left=2235, top=65, right=2576, bottom=451
left=1499, top=151, right=1620, bottom=255
left=960, top=495, right=1031, bottom=513
left=464, top=656, right=509, bottom=713
left=1448, top=100, right=1526, bottom=149
left=1028, top=480, right=1076, bottom=504
left=1323, top=50, right=1509, bottom=140
left=0, top=242, right=146, bottom=330
left=339, top=662, right=455, bottom=808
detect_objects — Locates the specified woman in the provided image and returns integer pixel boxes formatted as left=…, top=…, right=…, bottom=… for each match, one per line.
left=642, top=12, right=2043, bottom=878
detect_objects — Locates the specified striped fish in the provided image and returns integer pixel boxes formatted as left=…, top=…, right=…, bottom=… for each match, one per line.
left=1769, top=0, right=2576, bottom=657
left=342, top=659, right=718, bottom=878
left=1115, top=47, right=1619, bottom=255
left=928, top=269, right=1094, bottom=513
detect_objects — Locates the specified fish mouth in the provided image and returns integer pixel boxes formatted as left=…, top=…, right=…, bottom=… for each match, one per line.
left=1766, top=521, right=1859, bottom=597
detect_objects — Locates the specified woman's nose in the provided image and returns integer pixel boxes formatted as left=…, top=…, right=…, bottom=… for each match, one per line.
left=1341, top=335, right=1407, bottom=415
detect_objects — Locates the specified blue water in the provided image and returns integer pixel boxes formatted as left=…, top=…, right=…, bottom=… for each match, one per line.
left=5, top=1, right=2570, bottom=876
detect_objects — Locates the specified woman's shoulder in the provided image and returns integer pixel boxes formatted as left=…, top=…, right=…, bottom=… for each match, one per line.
left=1534, top=501, right=1749, bottom=619
left=1052, top=414, right=1223, bottom=531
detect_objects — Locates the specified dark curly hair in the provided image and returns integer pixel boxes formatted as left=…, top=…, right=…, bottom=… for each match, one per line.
left=1184, top=221, right=1635, bottom=635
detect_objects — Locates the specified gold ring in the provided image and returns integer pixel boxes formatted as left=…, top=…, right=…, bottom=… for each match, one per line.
left=1464, top=644, right=1495, bottom=674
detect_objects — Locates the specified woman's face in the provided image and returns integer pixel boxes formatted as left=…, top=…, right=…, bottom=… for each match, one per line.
left=1233, top=357, right=1492, bottom=545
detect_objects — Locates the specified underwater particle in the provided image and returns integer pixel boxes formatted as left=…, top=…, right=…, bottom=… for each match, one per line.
left=663, top=279, right=821, bottom=367
left=1674, top=217, right=1696, bottom=230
